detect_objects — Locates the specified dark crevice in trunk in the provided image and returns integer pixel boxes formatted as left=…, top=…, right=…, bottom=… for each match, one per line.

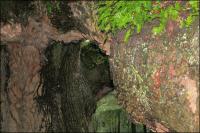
left=131, top=122, right=136, bottom=133
left=0, top=45, right=10, bottom=131
left=0, top=0, right=35, bottom=24
left=36, top=40, right=113, bottom=132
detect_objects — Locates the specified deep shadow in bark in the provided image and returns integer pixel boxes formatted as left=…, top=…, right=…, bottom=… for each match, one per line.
left=36, top=41, right=112, bottom=132
left=0, top=0, right=34, bottom=24
left=0, top=45, right=10, bottom=131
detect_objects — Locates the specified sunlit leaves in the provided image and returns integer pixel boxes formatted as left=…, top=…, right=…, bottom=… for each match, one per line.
left=124, top=29, right=132, bottom=43
left=189, top=1, right=199, bottom=12
left=97, top=1, right=199, bottom=42
left=152, top=26, right=164, bottom=35
left=185, top=15, right=194, bottom=27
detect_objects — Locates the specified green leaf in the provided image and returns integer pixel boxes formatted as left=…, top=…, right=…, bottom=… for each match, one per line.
left=46, top=2, right=52, bottom=14
left=175, top=2, right=180, bottom=11
left=185, top=15, right=193, bottom=27
left=143, top=1, right=152, bottom=10
left=189, top=1, right=199, bottom=11
left=124, top=29, right=132, bottom=43
left=136, top=24, right=142, bottom=33
left=152, top=25, right=164, bottom=35
left=171, top=10, right=179, bottom=20
left=97, top=1, right=197, bottom=42
left=104, top=24, right=111, bottom=32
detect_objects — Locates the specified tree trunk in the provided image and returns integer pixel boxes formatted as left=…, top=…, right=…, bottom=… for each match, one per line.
left=0, top=1, right=108, bottom=132
left=59, top=43, right=95, bottom=132
left=109, top=18, right=199, bottom=132
left=1, top=43, right=45, bottom=132
left=1, top=1, right=199, bottom=132
left=39, top=42, right=109, bottom=132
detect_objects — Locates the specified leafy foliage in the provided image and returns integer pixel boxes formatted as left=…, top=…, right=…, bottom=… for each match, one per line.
left=97, top=1, right=199, bottom=43
left=45, top=1, right=61, bottom=15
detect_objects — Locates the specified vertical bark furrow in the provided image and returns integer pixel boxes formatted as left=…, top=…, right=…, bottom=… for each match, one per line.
left=0, top=45, right=10, bottom=131
left=2, top=44, right=44, bottom=132
left=60, top=43, right=94, bottom=132
left=40, top=42, right=96, bottom=132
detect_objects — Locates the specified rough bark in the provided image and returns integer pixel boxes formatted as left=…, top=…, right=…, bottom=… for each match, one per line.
left=110, top=18, right=199, bottom=132
left=1, top=43, right=45, bottom=132
left=0, top=1, right=110, bottom=54
left=0, top=45, right=9, bottom=131
left=35, top=41, right=111, bottom=132
left=59, top=43, right=95, bottom=132
left=1, top=0, right=199, bottom=132
left=0, top=1, right=109, bottom=132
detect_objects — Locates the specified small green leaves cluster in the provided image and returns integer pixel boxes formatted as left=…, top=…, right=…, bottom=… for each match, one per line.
left=97, top=1, right=199, bottom=42
left=45, top=1, right=61, bottom=15
left=180, top=1, right=199, bottom=28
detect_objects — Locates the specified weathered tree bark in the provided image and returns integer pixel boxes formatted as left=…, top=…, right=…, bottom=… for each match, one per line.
left=58, top=43, right=95, bottom=132
left=2, top=44, right=45, bottom=132
left=39, top=42, right=90, bottom=132
left=1, top=0, right=199, bottom=132
left=0, top=45, right=9, bottom=131
left=109, top=18, right=199, bottom=132
left=0, top=1, right=109, bottom=132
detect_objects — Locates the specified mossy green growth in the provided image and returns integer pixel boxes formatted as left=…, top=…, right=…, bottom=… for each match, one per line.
left=44, top=1, right=61, bottom=15
left=95, top=91, right=121, bottom=115
left=97, top=1, right=199, bottom=42
left=89, top=91, right=151, bottom=132
left=130, top=65, right=150, bottom=111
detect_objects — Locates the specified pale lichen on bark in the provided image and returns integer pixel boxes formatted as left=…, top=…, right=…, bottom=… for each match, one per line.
left=110, top=17, right=199, bottom=132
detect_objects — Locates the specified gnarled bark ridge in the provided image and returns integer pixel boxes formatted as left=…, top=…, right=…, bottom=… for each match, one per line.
left=1, top=1, right=109, bottom=132
left=0, top=1, right=199, bottom=132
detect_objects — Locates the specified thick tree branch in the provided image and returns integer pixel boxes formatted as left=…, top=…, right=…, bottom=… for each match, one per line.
left=0, top=15, right=110, bottom=54
left=1, top=1, right=112, bottom=55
